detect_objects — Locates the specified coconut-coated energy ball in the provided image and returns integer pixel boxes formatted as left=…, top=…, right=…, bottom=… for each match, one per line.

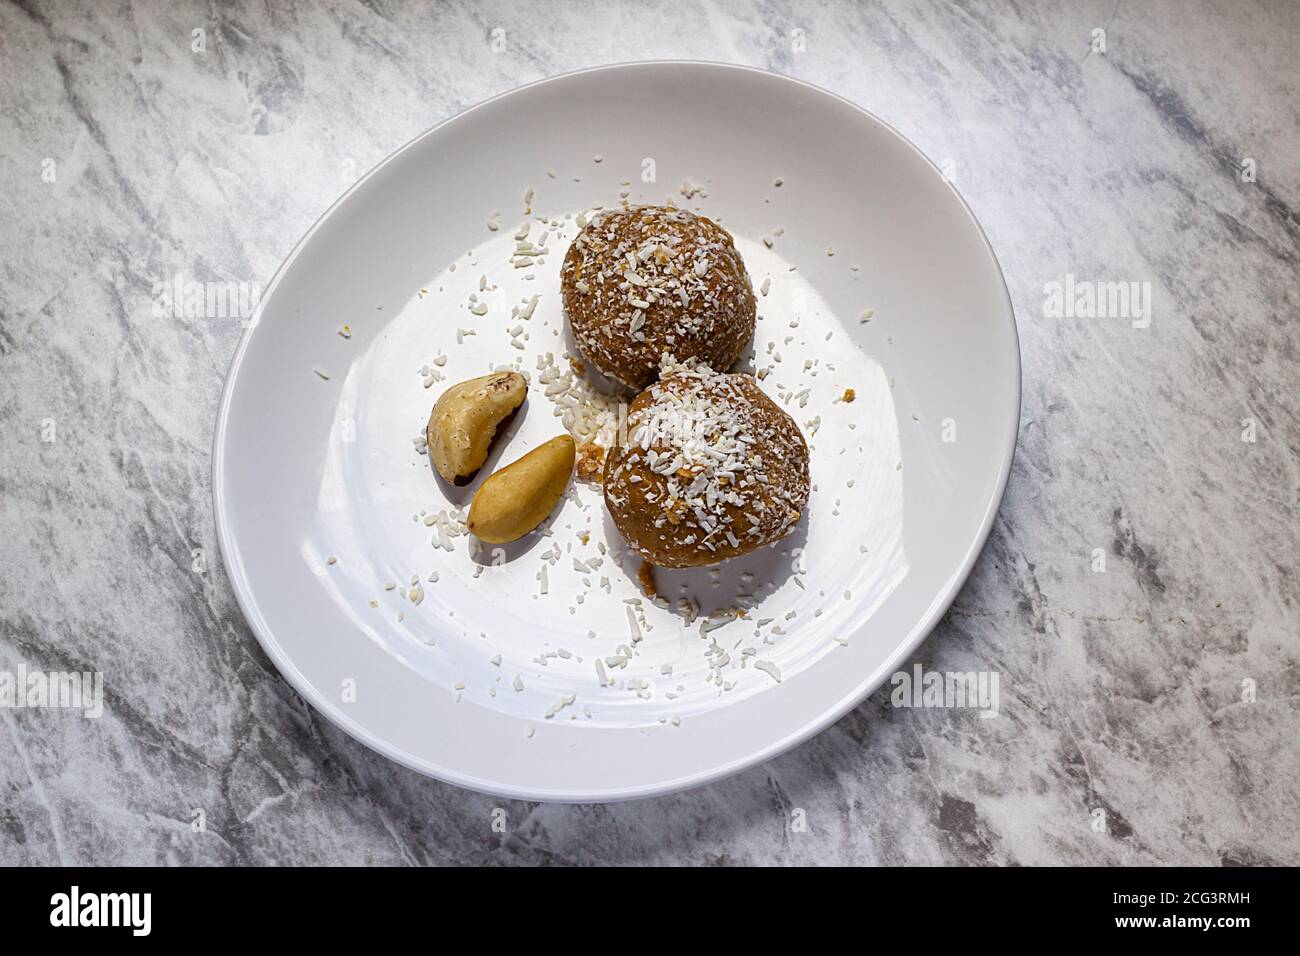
left=603, top=364, right=810, bottom=568
left=561, top=205, right=756, bottom=390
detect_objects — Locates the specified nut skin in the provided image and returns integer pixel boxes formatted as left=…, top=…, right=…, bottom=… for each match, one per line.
left=426, top=371, right=527, bottom=484
left=467, top=435, right=576, bottom=544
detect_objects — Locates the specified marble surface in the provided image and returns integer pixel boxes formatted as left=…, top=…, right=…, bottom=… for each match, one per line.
left=1, top=0, right=1297, bottom=866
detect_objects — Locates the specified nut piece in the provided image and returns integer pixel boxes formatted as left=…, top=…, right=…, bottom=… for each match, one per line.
left=575, top=442, right=607, bottom=484
left=467, top=435, right=576, bottom=543
left=637, top=561, right=657, bottom=599
left=426, top=371, right=527, bottom=484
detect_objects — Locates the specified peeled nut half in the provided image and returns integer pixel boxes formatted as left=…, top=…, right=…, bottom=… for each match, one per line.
left=426, top=371, right=527, bottom=484
left=468, top=435, right=576, bottom=544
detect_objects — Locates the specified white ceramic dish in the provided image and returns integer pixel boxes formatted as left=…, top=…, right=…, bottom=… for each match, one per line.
left=213, top=62, right=1019, bottom=802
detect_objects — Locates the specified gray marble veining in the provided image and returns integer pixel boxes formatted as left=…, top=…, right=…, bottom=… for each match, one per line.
left=0, top=0, right=1296, bottom=865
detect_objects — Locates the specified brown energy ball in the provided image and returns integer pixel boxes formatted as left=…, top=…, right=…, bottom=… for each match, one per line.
left=561, top=205, right=756, bottom=390
left=603, top=365, right=810, bottom=568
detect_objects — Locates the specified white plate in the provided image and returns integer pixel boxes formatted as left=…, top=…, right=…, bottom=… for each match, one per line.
left=213, top=62, right=1019, bottom=802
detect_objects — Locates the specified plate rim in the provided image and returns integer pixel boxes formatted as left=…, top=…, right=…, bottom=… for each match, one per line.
left=211, top=59, right=1022, bottom=803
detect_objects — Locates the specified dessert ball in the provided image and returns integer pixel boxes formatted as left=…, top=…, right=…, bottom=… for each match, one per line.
left=603, top=365, right=810, bottom=568
left=561, top=205, right=756, bottom=390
